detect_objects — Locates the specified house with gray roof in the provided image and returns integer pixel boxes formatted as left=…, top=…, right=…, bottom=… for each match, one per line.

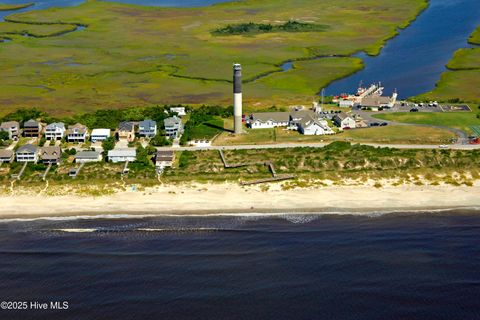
left=75, top=151, right=102, bottom=163
left=247, top=112, right=290, bottom=129
left=16, top=144, right=39, bottom=163
left=139, top=119, right=157, bottom=138
left=0, top=121, right=20, bottom=140
left=333, top=113, right=356, bottom=129
left=45, top=122, right=66, bottom=140
left=164, top=116, right=183, bottom=139
left=155, top=150, right=174, bottom=168
left=108, top=148, right=136, bottom=163
left=67, top=123, right=88, bottom=143
left=0, top=149, right=14, bottom=163
left=40, top=146, right=62, bottom=165
left=23, top=119, right=41, bottom=137
left=117, top=121, right=135, bottom=142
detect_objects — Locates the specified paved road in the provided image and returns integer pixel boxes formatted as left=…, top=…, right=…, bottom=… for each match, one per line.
left=158, top=142, right=480, bottom=152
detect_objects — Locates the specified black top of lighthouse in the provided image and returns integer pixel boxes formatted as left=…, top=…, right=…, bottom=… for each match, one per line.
left=233, top=63, right=242, bottom=94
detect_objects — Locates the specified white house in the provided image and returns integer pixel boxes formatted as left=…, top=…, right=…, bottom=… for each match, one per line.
left=75, top=151, right=102, bottom=163
left=297, top=117, right=333, bottom=135
left=170, top=107, right=186, bottom=117
left=45, top=122, right=66, bottom=140
left=67, top=123, right=88, bottom=143
left=16, top=144, right=39, bottom=163
left=108, top=148, right=136, bottom=163
left=333, top=113, right=356, bottom=129
left=90, top=129, right=111, bottom=142
left=164, top=116, right=183, bottom=139
left=248, top=112, right=290, bottom=129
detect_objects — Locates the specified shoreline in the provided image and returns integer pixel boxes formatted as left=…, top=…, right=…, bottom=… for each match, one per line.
left=1, top=183, right=479, bottom=220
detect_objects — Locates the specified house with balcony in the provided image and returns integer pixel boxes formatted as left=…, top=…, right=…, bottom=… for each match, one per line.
left=164, top=116, right=183, bottom=139
left=45, top=122, right=66, bottom=141
left=90, top=129, right=111, bottom=142
left=40, top=146, right=62, bottom=165
left=67, top=123, right=88, bottom=143
left=16, top=144, right=39, bottom=163
left=138, top=119, right=157, bottom=138
left=117, top=121, right=135, bottom=142
left=23, top=119, right=41, bottom=137
left=0, top=121, right=20, bottom=140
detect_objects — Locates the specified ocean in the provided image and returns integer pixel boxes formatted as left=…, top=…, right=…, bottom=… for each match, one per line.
left=0, top=210, right=479, bottom=319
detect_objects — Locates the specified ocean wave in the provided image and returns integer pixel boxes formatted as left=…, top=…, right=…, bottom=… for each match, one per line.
left=0, top=207, right=479, bottom=224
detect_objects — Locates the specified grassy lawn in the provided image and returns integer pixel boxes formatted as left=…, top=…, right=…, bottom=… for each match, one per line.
left=189, top=117, right=225, bottom=140
left=0, top=0, right=427, bottom=116
left=214, top=123, right=456, bottom=145
left=373, top=112, right=480, bottom=134
left=469, top=26, right=480, bottom=45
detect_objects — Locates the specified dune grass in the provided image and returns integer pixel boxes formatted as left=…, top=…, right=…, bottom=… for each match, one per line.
left=0, top=0, right=428, bottom=116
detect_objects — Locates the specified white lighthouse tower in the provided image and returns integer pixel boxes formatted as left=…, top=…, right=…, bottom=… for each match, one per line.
left=233, top=63, right=243, bottom=135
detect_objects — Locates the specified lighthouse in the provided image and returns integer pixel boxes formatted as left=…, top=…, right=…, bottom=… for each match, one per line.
left=233, top=63, right=243, bottom=135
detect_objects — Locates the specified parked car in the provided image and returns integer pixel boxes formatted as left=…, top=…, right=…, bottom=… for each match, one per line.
left=410, top=108, right=419, bottom=112
left=369, top=122, right=380, bottom=127
left=439, top=145, right=449, bottom=149
left=380, top=122, right=388, bottom=126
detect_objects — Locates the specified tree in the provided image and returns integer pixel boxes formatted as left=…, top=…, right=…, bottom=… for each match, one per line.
left=0, top=131, right=9, bottom=141
left=102, top=137, right=115, bottom=153
left=135, top=145, right=152, bottom=167
left=150, top=134, right=170, bottom=146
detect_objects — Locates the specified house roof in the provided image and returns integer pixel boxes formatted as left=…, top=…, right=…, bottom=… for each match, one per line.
left=17, top=144, right=38, bottom=154
left=46, top=122, right=65, bottom=130
left=334, top=112, right=352, bottom=121
left=139, top=119, right=156, bottom=127
left=24, top=119, right=39, bottom=128
left=75, top=151, right=100, bottom=159
left=250, top=112, right=290, bottom=123
left=108, top=148, right=136, bottom=157
left=361, top=95, right=392, bottom=107
left=164, top=116, right=182, bottom=126
left=0, top=121, right=19, bottom=130
left=40, top=146, right=62, bottom=160
left=0, top=149, right=13, bottom=158
left=156, top=150, right=174, bottom=162
left=67, top=123, right=87, bottom=135
left=118, top=121, right=134, bottom=131
left=91, top=129, right=111, bottom=136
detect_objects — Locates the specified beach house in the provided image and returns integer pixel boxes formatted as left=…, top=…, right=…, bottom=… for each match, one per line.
left=23, top=119, right=41, bottom=137
left=0, top=149, right=14, bottom=163
left=67, top=123, right=88, bottom=143
left=0, top=121, right=20, bottom=140
left=117, top=121, right=135, bottom=142
left=40, top=146, right=62, bottom=165
left=170, top=107, right=186, bottom=117
left=138, top=119, right=157, bottom=138
left=45, top=122, right=66, bottom=141
left=108, top=148, right=136, bottom=163
left=90, top=129, right=111, bottom=142
left=155, top=150, right=175, bottom=168
left=333, top=113, right=356, bottom=129
left=296, top=117, right=333, bottom=136
left=75, top=151, right=102, bottom=163
left=247, top=112, right=290, bottom=129
left=164, top=116, right=183, bottom=139
left=16, top=144, right=39, bottom=163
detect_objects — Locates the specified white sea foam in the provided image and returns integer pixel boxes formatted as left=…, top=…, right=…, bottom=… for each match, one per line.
left=0, top=207, right=479, bottom=223
left=54, top=228, right=98, bottom=233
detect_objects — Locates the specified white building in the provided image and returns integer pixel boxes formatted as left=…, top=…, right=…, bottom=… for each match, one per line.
left=16, top=144, right=39, bottom=163
left=45, top=122, right=66, bottom=140
left=67, top=123, right=88, bottom=143
left=90, top=129, right=111, bottom=142
left=164, top=116, right=183, bottom=139
left=75, top=151, right=102, bottom=163
left=247, top=112, right=290, bottom=129
left=297, top=117, right=333, bottom=135
left=339, top=99, right=355, bottom=108
left=170, top=107, right=186, bottom=117
left=108, top=148, right=136, bottom=163
left=333, top=113, right=356, bottom=129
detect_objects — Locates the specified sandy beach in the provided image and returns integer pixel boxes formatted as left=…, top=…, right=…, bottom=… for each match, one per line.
left=0, top=182, right=479, bottom=219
